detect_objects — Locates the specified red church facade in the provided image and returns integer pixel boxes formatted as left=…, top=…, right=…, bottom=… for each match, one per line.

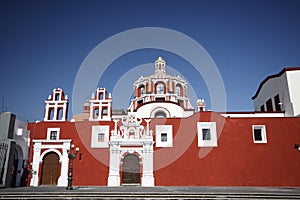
left=26, top=57, right=300, bottom=187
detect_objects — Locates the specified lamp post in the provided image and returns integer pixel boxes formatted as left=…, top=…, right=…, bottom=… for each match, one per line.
left=295, top=144, right=300, bottom=151
left=66, top=144, right=79, bottom=190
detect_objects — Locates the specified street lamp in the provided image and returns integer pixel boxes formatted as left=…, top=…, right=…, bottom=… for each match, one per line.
left=66, top=144, right=79, bottom=190
left=295, top=144, right=300, bottom=150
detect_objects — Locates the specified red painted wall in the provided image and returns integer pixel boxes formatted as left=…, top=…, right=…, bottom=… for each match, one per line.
left=153, top=112, right=300, bottom=186
left=27, top=121, right=111, bottom=186
left=27, top=112, right=300, bottom=187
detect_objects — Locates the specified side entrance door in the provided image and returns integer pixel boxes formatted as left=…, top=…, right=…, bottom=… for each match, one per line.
left=40, top=152, right=59, bottom=185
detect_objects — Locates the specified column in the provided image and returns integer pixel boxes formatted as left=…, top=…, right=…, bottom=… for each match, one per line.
left=89, top=102, right=94, bottom=120
left=57, top=141, right=70, bottom=186
left=141, top=142, right=154, bottom=186
left=112, top=119, right=119, bottom=137
left=53, top=105, right=58, bottom=120
left=148, top=80, right=152, bottom=93
left=169, top=78, right=173, bottom=93
left=62, top=103, right=67, bottom=121
left=144, top=119, right=151, bottom=137
left=30, top=142, right=42, bottom=186
left=44, top=104, right=49, bottom=121
left=107, top=143, right=121, bottom=186
left=134, top=86, right=137, bottom=98
left=107, top=101, right=111, bottom=119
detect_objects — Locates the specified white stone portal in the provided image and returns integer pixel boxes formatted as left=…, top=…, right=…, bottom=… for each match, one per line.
left=107, top=113, right=154, bottom=186
left=30, top=140, right=71, bottom=187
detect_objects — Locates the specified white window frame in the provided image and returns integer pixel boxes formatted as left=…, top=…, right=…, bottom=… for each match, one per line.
left=156, top=125, right=173, bottom=147
left=197, top=122, right=217, bottom=147
left=252, top=125, right=267, bottom=143
left=47, top=128, right=60, bottom=140
left=91, top=125, right=109, bottom=148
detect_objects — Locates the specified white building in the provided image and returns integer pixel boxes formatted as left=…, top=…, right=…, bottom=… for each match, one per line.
left=0, top=112, right=30, bottom=187
left=252, top=67, right=300, bottom=116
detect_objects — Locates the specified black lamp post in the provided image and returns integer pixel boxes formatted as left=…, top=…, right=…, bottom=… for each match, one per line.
left=66, top=144, right=79, bottom=190
left=295, top=144, right=299, bottom=150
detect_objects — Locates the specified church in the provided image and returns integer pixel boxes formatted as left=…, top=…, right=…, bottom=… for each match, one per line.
left=27, top=57, right=300, bottom=187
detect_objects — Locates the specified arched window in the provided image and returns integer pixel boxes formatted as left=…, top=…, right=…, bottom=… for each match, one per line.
left=156, top=83, right=164, bottom=94
left=57, top=108, right=63, bottom=120
left=93, top=108, right=99, bottom=119
left=49, top=108, right=54, bottom=120
left=154, top=111, right=167, bottom=118
left=102, top=107, right=108, bottom=116
left=55, top=93, right=60, bottom=101
left=175, top=85, right=181, bottom=96
left=98, top=92, right=104, bottom=100
left=139, top=85, right=145, bottom=96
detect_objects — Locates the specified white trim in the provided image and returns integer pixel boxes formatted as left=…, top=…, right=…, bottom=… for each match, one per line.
left=197, top=122, right=217, bottom=147
left=32, top=139, right=72, bottom=143
left=30, top=140, right=71, bottom=187
left=39, top=148, right=62, bottom=162
left=252, top=125, right=267, bottom=143
left=155, top=125, right=173, bottom=147
left=220, top=112, right=284, bottom=118
left=46, top=128, right=60, bottom=140
left=107, top=143, right=154, bottom=187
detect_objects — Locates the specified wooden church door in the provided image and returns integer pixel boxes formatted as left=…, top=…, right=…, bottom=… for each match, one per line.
left=122, top=154, right=140, bottom=185
left=40, top=152, right=59, bottom=185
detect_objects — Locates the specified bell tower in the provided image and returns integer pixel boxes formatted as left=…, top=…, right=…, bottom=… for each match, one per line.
left=44, top=88, right=68, bottom=121
left=89, top=88, right=112, bottom=121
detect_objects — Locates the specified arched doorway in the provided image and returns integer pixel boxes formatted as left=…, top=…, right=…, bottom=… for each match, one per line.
left=122, top=154, right=140, bottom=185
left=40, top=152, right=59, bottom=185
left=10, top=149, right=18, bottom=187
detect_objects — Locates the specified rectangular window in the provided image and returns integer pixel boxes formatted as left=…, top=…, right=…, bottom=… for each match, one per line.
left=274, top=94, right=281, bottom=111
left=253, top=129, right=262, bottom=141
left=260, top=105, right=265, bottom=112
left=266, top=98, right=273, bottom=111
left=252, top=125, right=267, bottom=143
left=50, top=131, right=57, bottom=140
left=98, top=133, right=105, bottom=142
left=202, top=129, right=211, bottom=140
left=161, top=133, right=167, bottom=142
left=47, top=128, right=60, bottom=140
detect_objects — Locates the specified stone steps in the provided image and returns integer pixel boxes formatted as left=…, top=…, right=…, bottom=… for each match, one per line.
left=0, top=186, right=299, bottom=200
left=0, top=193, right=300, bottom=200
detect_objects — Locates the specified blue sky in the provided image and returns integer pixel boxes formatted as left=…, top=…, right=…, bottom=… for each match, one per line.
left=1, top=0, right=300, bottom=121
